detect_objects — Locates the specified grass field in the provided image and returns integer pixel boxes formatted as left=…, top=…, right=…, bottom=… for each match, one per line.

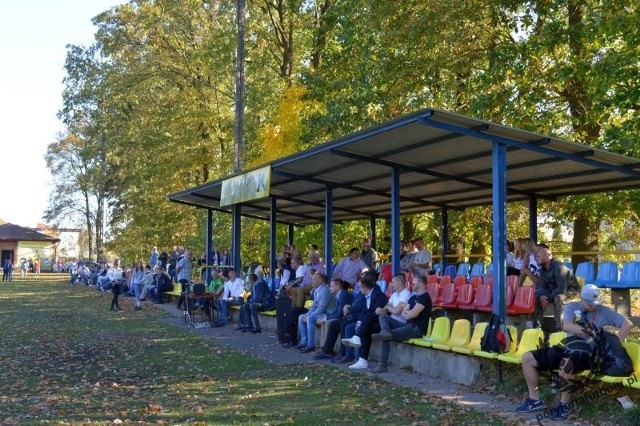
left=0, top=279, right=507, bottom=425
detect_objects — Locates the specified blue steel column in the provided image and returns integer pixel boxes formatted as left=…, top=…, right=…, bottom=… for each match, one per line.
left=492, top=142, right=507, bottom=320
left=529, top=195, right=538, bottom=244
left=206, top=209, right=213, bottom=281
left=391, top=168, right=401, bottom=277
left=270, top=196, right=277, bottom=287
left=441, top=207, right=449, bottom=269
left=324, top=187, right=333, bottom=278
left=288, top=223, right=294, bottom=247
left=370, top=217, right=377, bottom=250
left=232, top=204, right=242, bottom=271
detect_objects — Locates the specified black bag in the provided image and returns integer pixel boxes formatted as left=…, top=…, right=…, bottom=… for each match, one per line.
left=276, top=295, right=293, bottom=343
left=480, top=313, right=511, bottom=353
left=192, top=283, right=205, bottom=295
left=593, top=329, right=633, bottom=377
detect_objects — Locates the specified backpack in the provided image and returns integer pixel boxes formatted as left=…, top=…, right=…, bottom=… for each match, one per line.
left=592, top=328, right=633, bottom=377
left=480, top=313, right=511, bottom=353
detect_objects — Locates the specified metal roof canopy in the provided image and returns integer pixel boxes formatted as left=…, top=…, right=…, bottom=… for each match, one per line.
left=169, top=108, right=640, bottom=225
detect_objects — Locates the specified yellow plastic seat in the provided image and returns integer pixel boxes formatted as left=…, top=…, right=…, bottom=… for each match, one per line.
left=452, top=322, right=488, bottom=355
left=474, top=326, right=518, bottom=360
left=408, top=316, right=450, bottom=348
left=599, top=342, right=640, bottom=384
left=432, top=319, right=471, bottom=351
left=548, top=331, right=567, bottom=347
left=260, top=309, right=277, bottom=317
left=304, top=299, right=313, bottom=309
left=164, top=282, right=182, bottom=296
left=498, top=328, right=544, bottom=364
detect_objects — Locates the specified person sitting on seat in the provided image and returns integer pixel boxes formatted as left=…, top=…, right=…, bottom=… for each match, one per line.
left=152, top=266, right=173, bottom=304
left=215, top=268, right=244, bottom=326
left=371, top=274, right=432, bottom=373
left=238, top=270, right=275, bottom=333
left=515, top=284, right=632, bottom=420
left=297, top=272, right=337, bottom=353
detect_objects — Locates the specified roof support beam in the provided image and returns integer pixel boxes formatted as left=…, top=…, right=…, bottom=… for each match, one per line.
left=419, top=114, right=640, bottom=179
left=492, top=142, right=507, bottom=321
left=273, top=170, right=450, bottom=209
left=331, top=149, right=537, bottom=198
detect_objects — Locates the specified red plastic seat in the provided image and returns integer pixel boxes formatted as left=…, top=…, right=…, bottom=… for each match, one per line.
left=444, top=283, right=473, bottom=309
left=453, top=275, right=467, bottom=289
left=462, top=283, right=493, bottom=312
left=469, top=276, right=483, bottom=291
left=436, top=281, right=456, bottom=308
left=426, top=282, right=440, bottom=304
left=427, top=274, right=438, bottom=285
left=507, top=286, right=536, bottom=315
left=506, top=285, right=514, bottom=308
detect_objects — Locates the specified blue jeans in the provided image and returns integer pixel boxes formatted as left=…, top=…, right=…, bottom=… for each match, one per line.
left=378, top=314, right=423, bottom=366
left=342, top=322, right=360, bottom=360
left=217, top=297, right=243, bottom=324
left=298, top=312, right=323, bottom=349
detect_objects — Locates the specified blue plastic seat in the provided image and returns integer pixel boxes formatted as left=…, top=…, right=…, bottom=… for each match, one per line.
left=594, top=261, right=619, bottom=288
left=470, top=262, right=485, bottom=277
left=443, top=264, right=456, bottom=279
left=563, top=262, right=573, bottom=273
left=456, top=262, right=471, bottom=278
left=574, top=261, right=595, bottom=285
left=615, top=261, right=640, bottom=289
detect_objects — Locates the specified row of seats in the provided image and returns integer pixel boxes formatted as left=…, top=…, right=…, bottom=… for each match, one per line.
left=405, top=317, right=640, bottom=387
left=427, top=277, right=535, bottom=315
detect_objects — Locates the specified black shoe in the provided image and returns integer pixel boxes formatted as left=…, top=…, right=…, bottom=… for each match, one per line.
left=282, top=342, right=296, bottom=349
left=134, top=306, right=141, bottom=311
left=313, top=352, right=333, bottom=360
left=241, top=327, right=249, bottom=332
left=251, top=328, right=261, bottom=334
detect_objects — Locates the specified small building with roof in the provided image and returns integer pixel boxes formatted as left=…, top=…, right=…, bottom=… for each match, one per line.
left=0, top=223, right=60, bottom=269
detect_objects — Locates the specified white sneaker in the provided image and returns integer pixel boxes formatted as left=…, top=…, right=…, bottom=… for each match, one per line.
left=348, top=358, right=368, bottom=369
left=341, top=335, right=361, bottom=348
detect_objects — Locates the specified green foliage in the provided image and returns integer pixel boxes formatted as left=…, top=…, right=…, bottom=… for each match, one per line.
left=50, top=0, right=640, bottom=266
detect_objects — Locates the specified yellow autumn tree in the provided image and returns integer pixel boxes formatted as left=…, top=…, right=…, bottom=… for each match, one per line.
left=250, top=84, right=322, bottom=167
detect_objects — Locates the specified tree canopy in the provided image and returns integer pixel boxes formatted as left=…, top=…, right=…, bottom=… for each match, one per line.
left=47, top=0, right=640, bottom=266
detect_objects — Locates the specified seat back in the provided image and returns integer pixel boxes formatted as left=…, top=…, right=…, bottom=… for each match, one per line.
left=449, top=319, right=471, bottom=346
left=470, top=262, right=485, bottom=277
left=469, top=276, right=483, bottom=290
left=432, top=263, right=443, bottom=276
left=439, top=274, right=452, bottom=287
left=507, top=275, right=518, bottom=294
left=426, top=317, right=434, bottom=338
left=455, top=283, right=474, bottom=305
left=563, top=261, right=573, bottom=273
left=575, top=261, right=596, bottom=284
left=453, top=275, right=467, bottom=289
left=548, top=331, right=567, bottom=347
left=443, top=264, right=456, bottom=279
left=473, top=283, right=492, bottom=308
left=506, top=325, right=519, bottom=353
left=439, top=282, right=456, bottom=305
left=429, top=316, right=451, bottom=343
left=467, top=322, right=488, bottom=352
left=506, top=285, right=514, bottom=307
left=484, top=276, right=494, bottom=287
left=516, top=328, right=544, bottom=355
left=622, top=342, right=640, bottom=376
left=513, top=286, right=535, bottom=311
left=426, top=282, right=439, bottom=304
left=594, top=261, right=619, bottom=287
left=427, top=273, right=438, bottom=285
left=456, top=262, right=471, bottom=278
left=486, top=263, right=494, bottom=275
left=618, top=262, right=640, bottom=287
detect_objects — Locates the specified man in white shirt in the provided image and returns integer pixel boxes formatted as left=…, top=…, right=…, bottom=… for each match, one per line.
left=215, top=268, right=244, bottom=326
left=410, top=238, right=432, bottom=275
left=285, top=257, right=309, bottom=308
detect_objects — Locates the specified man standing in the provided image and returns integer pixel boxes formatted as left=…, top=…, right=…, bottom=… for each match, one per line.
left=515, top=284, right=633, bottom=420
left=175, top=248, right=192, bottom=310
left=371, top=274, right=432, bottom=373
left=297, top=273, right=337, bottom=353
left=534, top=244, right=577, bottom=331
left=333, top=248, right=368, bottom=288
left=410, top=238, right=432, bottom=275
left=361, top=237, right=378, bottom=272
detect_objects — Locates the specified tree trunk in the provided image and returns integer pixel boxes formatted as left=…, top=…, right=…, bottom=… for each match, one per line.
left=233, top=0, right=246, bottom=173
left=571, top=215, right=599, bottom=266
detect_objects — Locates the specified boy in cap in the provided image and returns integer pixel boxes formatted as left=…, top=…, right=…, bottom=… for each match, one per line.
left=516, top=284, right=633, bottom=420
